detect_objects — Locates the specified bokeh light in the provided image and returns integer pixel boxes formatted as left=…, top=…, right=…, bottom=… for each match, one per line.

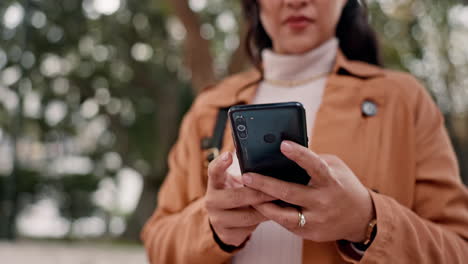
left=3, top=3, right=24, bottom=29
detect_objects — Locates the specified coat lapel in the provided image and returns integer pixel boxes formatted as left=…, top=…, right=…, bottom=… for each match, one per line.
left=311, top=52, right=386, bottom=186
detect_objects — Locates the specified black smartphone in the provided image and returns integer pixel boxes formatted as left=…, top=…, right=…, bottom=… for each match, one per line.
left=228, top=102, right=310, bottom=185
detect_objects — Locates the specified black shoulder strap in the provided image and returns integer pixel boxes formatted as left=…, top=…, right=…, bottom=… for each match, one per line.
left=202, top=107, right=230, bottom=163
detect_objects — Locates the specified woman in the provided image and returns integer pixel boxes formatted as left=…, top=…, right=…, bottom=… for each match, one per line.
left=142, top=0, right=468, bottom=263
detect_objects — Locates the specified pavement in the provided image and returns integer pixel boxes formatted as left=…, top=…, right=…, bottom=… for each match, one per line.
left=0, top=241, right=148, bottom=264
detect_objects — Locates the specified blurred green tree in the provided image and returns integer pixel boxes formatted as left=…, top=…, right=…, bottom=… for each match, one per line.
left=367, top=0, right=468, bottom=184
left=0, top=0, right=195, bottom=240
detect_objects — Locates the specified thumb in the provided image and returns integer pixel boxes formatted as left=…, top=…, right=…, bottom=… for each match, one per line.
left=208, top=152, right=232, bottom=190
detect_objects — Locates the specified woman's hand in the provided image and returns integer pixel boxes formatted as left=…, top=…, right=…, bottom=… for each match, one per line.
left=205, top=152, right=275, bottom=247
left=242, top=141, right=375, bottom=243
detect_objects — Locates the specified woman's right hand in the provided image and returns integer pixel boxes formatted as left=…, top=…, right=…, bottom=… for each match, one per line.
left=205, top=152, right=275, bottom=247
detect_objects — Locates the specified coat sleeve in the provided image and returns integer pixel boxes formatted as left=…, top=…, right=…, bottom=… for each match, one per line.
left=140, top=109, right=233, bottom=264
left=341, top=81, right=468, bottom=263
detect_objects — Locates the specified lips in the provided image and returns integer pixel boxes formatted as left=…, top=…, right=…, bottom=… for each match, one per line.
left=284, top=15, right=313, bottom=30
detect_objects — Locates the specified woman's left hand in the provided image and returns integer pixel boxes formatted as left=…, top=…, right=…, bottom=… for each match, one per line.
left=242, top=140, right=375, bottom=243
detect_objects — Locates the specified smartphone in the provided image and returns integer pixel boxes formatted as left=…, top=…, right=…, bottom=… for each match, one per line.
left=228, top=102, right=310, bottom=185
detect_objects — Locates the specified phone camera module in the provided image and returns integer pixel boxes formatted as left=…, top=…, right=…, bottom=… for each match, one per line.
left=235, top=116, right=248, bottom=139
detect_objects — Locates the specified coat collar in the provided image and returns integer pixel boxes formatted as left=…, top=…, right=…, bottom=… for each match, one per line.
left=332, top=50, right=384, bottom=79
left=203, top=49, right=385, bottom=108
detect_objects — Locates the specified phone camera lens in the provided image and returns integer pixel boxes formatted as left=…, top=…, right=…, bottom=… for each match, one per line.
left=237, top=124, right=246, bottom=132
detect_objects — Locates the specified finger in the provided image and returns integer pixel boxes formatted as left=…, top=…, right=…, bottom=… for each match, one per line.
left=280, top=140, right=332, bottom=186
left=207, top=187, right=276, bottom=209
left=210, top=207, right=267, bottom=228
left=208, top=152, right=232, bottom=190
left=242, top=172, right=312, bottom=206
left=253, top=202, right=300, bottom=231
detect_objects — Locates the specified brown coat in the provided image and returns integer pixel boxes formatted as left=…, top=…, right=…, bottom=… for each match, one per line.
left=141, top=51, right=468, bottom=263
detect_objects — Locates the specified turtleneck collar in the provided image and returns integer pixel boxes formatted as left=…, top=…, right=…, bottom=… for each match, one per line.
left=261, top=38, right=338, bottom=84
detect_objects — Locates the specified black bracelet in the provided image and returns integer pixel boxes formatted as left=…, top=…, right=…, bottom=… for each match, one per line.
left=209, top=223, right=240, bottom=253
left=351, top=223, right=378, bottom=251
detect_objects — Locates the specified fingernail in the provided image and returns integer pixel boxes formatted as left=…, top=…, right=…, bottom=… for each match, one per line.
left=281, top=141, right=292, bottom=153
left=221, top=152, right=230, bottom=161
left=243, top=174, right=253, bottom=184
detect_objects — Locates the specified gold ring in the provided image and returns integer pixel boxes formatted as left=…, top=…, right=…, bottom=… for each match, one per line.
left=298, top=209, right=306, bottom=228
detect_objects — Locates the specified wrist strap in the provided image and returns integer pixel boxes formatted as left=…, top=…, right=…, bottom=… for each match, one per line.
left=201, top=107, right=230, bottom=163
left=209, top=222, right=242, bottom=253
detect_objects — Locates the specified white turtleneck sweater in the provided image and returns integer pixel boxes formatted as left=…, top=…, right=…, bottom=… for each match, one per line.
left=228, top=38, right=339, bottom=264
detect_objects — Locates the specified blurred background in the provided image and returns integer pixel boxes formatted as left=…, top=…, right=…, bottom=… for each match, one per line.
left=0, top=0, right=467, bottom=263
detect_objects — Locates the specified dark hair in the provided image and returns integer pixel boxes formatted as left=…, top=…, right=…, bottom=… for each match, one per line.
left=241, top=0, right=382, bottom=69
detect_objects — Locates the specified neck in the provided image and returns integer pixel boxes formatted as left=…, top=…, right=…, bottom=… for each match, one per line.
left=261, top=38, right=339, bottom=83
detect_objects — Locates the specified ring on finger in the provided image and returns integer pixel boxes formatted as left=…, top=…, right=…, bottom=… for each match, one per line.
left=298, top=208, right=306, bottom=228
